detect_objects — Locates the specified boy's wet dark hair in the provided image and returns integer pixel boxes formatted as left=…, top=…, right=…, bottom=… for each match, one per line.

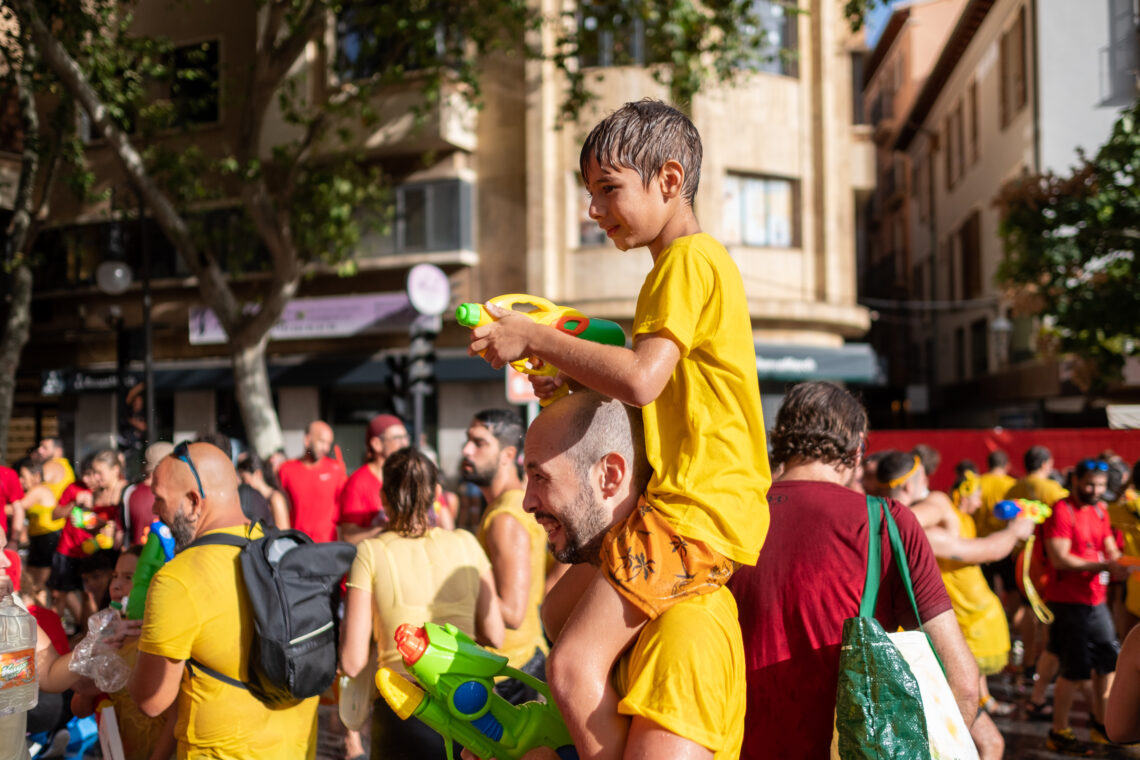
left=579, top=99, right=703, bottom=204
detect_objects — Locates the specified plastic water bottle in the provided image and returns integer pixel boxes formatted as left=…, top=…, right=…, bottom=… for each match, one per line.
left=0, top=592, right=37, bottom=716
left=69, top=605, right=131, bottom=693
left=0, top=592, right=37, bottom=760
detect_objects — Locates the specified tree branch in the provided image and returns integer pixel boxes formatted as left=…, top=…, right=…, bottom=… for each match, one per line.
left=10, top=0, right=243, bottom=326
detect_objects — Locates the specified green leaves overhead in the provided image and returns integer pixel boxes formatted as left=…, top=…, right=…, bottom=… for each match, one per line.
left=996, top=98, right=1140, bottom=389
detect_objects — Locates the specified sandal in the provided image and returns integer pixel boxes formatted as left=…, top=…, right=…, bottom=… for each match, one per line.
left=980, top=695, right=1015, bottom=717
left=1025, top=699, right=1054, bottom=721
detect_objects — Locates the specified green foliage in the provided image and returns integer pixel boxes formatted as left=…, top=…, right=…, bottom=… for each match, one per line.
left=996, top=99, right=1140, bottom=389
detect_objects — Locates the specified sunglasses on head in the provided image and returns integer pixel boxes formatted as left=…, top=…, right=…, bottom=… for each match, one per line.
left=1079, top=458, right=1109, bottom=473
left=173, top=441, right=206, bottom=498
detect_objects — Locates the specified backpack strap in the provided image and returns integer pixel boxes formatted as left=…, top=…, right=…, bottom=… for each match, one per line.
left=183, top=527, right=254, bottom=691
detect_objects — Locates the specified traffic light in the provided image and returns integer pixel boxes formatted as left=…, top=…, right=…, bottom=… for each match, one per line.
left=385, top=354, right=410, bottom=419
left=407, top=317, right=439, bottom=396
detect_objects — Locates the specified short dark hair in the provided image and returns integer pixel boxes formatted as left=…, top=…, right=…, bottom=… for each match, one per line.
left=236, top=452, right=264, bottom=475
left=382, top=447, right=439, bottom=538
left=15, top=458, right=40, bottom=477
left=987, top=450, right=1010, bottom=470
left=197, top=431, right=233, bottom=459
left=955, top=459, right=979, bottom=479
left=877, top=450, right=921, bottom=492
left=473, top=409, right=525, bottom=453
left=911, top=444, right=940, bottom=477
left=770, top=382, right=867, bottom=470
left=580, top=99, right=703, bottom=205
left=1024, top=445, right=1052, bottom=473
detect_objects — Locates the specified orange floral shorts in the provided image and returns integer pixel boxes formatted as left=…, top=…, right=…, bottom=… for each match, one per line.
left=600, top=500, right=737, bottom=619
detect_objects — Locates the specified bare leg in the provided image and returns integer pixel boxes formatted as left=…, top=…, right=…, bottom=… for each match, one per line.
left=547, top=569, right=644, bottom=760
left=1030, top=650, right=1060, bottom=707
left=1052, top=677, right=1083, bottom=733
left=1091, top=671, right=1114, bottom=726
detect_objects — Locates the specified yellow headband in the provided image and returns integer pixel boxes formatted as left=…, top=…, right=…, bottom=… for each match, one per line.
left=952, top=470, right=980, bottom=504
left=886, top=456, right=921, bottom=489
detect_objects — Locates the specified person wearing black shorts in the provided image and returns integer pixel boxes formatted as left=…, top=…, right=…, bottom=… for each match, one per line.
left=1041, top=460, right=1129, bottom=753
left=14, top=459, right=64, bottom=605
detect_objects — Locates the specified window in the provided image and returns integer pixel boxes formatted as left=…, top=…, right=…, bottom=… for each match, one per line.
left=945, top=99, right=965, bottom=189
left=970, top=318, right=988, bottom=377
left=1105, top=0, right=1138, bottom=104
left=577, top=2, right=668, bottom=68
left=851, top=52, right=867, bottom=124
left=363, top=179, right=473, bottom=256
left=955, top=100, right=966, bottom=181
left=170, top=40, right=220, bottom=126
left=999, top=5, right=1028, bottom=128
left=958, top=211, right=982, bottom=298
left=335, top=6, right=460, bottom=80
left=944, top=114, right=954, bottom=190
left=745, top=0, right=799, bottom=77
left=968, top=80, right=979, bottom=164
left=722, top=173, right=797, bottom=248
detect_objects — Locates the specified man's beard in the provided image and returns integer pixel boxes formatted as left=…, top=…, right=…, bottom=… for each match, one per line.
left=461, top=459, right=496, bottom=488
left=550, top=489, right=611, bottom=565
left=1077, top=488, right=1101, bottom=506
left=169, top=507, right=199, bottom=551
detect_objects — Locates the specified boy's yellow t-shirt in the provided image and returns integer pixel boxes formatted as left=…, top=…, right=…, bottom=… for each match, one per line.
left=633, top=232, right=771, bottom=565
left=614, top=587, right=746, bottom=757
left=139, top=524, right=318, bottom=760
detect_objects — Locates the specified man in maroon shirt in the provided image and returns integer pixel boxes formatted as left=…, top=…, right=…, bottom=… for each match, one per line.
left=278, top=420, right=347, bottom=542
left=727, top=382, right=978, bottom=760
left=337, top=414, right=408, bottom=544
left=1042, top=458, right=1128, bottom=751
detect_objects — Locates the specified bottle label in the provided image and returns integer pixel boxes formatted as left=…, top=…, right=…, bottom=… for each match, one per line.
left=0, top=648, right=36, bottom=690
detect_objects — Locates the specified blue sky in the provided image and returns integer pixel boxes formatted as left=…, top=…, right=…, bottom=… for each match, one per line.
left=864, top=1, right=899, bottom=48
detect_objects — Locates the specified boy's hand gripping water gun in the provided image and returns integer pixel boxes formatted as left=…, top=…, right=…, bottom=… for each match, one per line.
left=457, top=294, right=626, bottom=406
left=994, top=499, right=1052, bottom=523
left=375, top=622, right=575, bottom=760
left=124, top=520, right=176, bottom=620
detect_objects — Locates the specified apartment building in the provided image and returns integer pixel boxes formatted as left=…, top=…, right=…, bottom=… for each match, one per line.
left=865, top=0, right=1137, bottom=427
left=4, top=0, right=876, bottom=473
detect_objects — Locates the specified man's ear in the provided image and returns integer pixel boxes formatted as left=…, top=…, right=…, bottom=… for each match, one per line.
left=500, top=445, right=518, bottom=471
left=658, top=160, right=686, bottom=200
left=597, top=452, right=628, bottom=498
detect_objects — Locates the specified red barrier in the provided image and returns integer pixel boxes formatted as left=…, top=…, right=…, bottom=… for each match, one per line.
left=865, top=429, right=1140, bottom=493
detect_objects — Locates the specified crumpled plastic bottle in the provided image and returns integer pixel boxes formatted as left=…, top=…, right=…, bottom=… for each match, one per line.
left=68, top=602, right=130, bottom=693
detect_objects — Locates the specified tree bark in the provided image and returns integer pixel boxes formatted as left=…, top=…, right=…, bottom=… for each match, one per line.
left=231, top=335, right=284, bottom=457
left=13, top=0, right=295, bottom=457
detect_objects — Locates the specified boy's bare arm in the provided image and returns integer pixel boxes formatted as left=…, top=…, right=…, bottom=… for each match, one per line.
left=470, top=305, right=680, bottom=408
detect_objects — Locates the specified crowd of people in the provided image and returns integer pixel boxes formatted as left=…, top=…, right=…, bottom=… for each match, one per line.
left=4, top=98, right=1140, bottom=760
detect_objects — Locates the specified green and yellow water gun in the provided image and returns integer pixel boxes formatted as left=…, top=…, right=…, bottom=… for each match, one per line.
left=376, top=622, right=576, bottom=760
left=457, top=294, right=626, bottom=406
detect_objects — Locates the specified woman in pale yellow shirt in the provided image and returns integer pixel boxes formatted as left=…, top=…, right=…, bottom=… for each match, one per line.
left=339, top=447, right=503, bottom=760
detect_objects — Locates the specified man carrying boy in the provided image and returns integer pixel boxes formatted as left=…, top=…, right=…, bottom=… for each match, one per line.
left=470, top=100, right=769, bottom=758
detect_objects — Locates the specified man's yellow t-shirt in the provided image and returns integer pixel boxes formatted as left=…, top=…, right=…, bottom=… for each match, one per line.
left=613, top=586, right=745, bottom=757
left=1005, top=474, right=1068, bottom=507
left=973, top=471, right=1016, bottom=538
left=139, top=524, right=318, bottom=760
left=476, top=489, right=549, bottom=668
left=634, top=233, right=771, bottom=565
left=44, top=457, right=75, bottom=504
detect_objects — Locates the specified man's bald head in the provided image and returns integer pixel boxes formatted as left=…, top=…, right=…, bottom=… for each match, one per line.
left=305, top=421, right=334, bottom=461
left=153, top=443, right=243, bottom=550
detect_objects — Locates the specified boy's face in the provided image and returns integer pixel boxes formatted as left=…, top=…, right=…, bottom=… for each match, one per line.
left=109, top=552, right=138, bottom=605
left=583, top=156, right=673, bottom=256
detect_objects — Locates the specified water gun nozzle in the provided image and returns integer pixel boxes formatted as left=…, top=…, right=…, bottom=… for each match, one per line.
left=395, top=623, right=429, bottom=664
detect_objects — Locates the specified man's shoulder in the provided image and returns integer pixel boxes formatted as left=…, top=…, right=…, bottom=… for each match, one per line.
left=345, top=465, right=378, bottom=488
left=642, top=587, right=740, bottom=646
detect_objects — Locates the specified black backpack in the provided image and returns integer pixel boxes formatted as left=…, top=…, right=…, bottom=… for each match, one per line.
left=185, top=522, right=356, bottom=706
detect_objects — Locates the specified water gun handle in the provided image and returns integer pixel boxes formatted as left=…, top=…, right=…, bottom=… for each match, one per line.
left=125, top=521, right=174, bottom=620
left=377, top=668, right=501, bottom=760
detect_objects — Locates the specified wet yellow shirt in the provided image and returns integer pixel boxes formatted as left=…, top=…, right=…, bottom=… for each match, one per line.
left=938, top=509, right=1011, bottom=670
left=614, top=587, right=745, bottom=757
left=139, top=524, right=318, bottom=760
left=973, top=471, right=1016, bottom=538
left=634, top=233, right=771, bottom=565
left=476, top=490, right=549, bottom=668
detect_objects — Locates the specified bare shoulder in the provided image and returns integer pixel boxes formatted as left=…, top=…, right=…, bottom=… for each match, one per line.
left=910, top=491, right=955, bottom=531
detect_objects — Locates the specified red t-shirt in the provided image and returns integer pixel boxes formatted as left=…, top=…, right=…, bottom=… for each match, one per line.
left=127, top=482, right=156, bottom=545
left=2, top=548, right=20, bottom=592
left=28, top=605, right=70, bottom=655
left=728, top=480, right=953, bottom=760
left=0, top=465, right=24, bottom=536
left=279, top=457, right=347, bottom=543
left=337, top=465, right=386, bottom=529
left=1042, top=498, right=1113, bottom=606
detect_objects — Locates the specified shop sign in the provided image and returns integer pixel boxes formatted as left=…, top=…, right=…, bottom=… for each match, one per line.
left=188, top=292, right=415, bottom=346
left=41, top=369, right=141, bottom=396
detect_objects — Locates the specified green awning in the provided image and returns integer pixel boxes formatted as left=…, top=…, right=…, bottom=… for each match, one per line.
left=755, top=342, right=884, bottom=384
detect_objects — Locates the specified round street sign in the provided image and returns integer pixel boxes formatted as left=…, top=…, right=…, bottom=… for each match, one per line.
left=406, top=263, right=451, bottom=316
